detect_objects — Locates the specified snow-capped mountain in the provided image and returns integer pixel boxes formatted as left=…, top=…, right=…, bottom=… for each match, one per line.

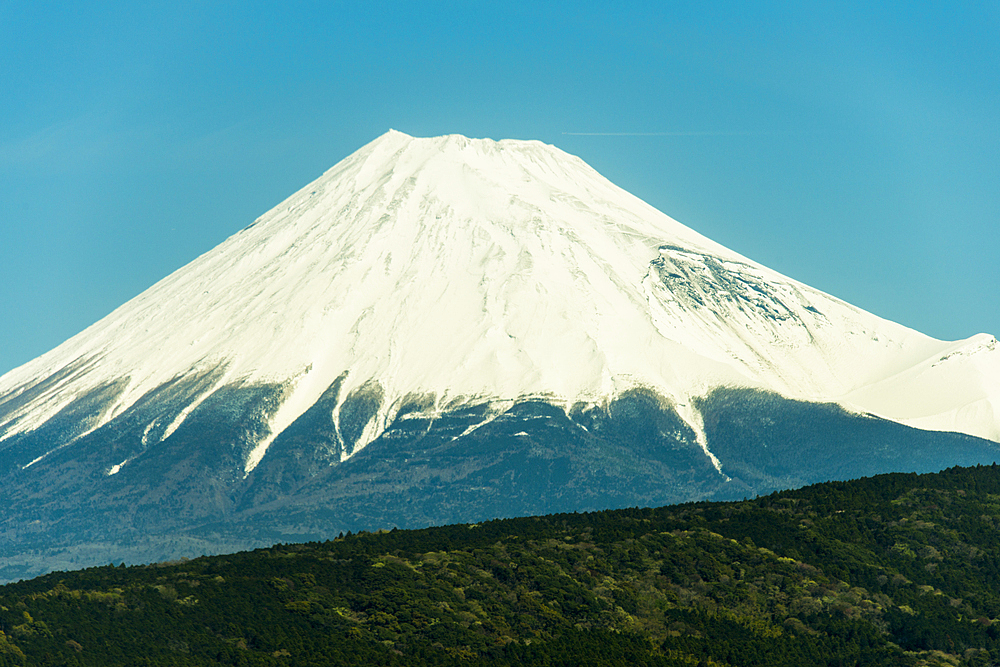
left=0, top=131, right=997, bottom=580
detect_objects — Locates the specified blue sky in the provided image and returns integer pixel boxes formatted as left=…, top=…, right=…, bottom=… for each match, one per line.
left=2, top=1, right=998, bottom=375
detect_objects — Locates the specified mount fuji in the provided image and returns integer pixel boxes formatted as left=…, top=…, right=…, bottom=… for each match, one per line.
left=1, top=130, right=998, bottom=580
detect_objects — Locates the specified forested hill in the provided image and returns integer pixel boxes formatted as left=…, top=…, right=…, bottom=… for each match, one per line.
left=3, top=465, right=1000, bottom=666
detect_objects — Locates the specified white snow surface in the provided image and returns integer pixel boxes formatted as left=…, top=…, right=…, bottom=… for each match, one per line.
left=1, top=130, right=997, bottom=472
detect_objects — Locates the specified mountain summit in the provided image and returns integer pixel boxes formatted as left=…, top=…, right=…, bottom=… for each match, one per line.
left=1, top=131, right=998, bottom=579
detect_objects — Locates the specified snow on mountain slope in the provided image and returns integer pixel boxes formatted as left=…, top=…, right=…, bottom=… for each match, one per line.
left=0, top=130, right=996, bottom=476
left=842, top=333, right=1000, bottom=441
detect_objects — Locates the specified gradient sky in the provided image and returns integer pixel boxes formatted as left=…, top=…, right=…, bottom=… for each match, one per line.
left=2, top=1, right=998, bottom=376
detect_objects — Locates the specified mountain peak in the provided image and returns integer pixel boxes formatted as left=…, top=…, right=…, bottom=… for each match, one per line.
left=1, top=131, right=998, bottom=581
left=1, top=132, right=997, bottom=477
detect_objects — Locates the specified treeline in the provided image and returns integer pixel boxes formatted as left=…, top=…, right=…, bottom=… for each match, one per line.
left=3, top=464, right=1000, bottom=665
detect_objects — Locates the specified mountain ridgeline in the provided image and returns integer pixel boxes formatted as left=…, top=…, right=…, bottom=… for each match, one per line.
left=0, top=131, right=998, bottom=579
left=4, top=464, right=1000, bottom=666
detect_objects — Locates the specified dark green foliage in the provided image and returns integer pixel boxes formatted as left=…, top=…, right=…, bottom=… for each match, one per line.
left=0, top=376, right=129, bottom=476
left=4, top=465, right=1000, bottom=664
left=240, top=373, right=349, bottom=507
left=337, top=379, right=385, bottom=456
left=698, top=387, right=1000, bottom=494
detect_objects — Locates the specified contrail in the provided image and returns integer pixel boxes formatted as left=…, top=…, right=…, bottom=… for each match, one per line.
left=562, top=131, right=761, bottom=137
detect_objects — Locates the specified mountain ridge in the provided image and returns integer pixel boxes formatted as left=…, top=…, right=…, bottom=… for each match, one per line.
left=0, top=131, right=997, bottom=580
left=2, top=130, right=995, bottom=471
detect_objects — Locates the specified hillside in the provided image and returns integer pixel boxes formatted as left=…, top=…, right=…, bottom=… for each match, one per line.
left=3, top=465, right=1000, bottom=665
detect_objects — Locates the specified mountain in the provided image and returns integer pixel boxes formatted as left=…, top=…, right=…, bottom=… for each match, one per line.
left=1, top=131, right=998, bottom=581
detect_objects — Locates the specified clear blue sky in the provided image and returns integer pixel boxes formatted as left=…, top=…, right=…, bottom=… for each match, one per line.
left=2, top=1, right=998, bottom=376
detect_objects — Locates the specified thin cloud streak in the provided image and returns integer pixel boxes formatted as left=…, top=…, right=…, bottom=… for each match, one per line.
left=562, top=131, right=765, bottom=137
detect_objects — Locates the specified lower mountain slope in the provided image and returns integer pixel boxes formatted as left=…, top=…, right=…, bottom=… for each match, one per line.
left=4, top=464, right=1000, bottom=665
left=1, top=386, right=998, bottom=583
